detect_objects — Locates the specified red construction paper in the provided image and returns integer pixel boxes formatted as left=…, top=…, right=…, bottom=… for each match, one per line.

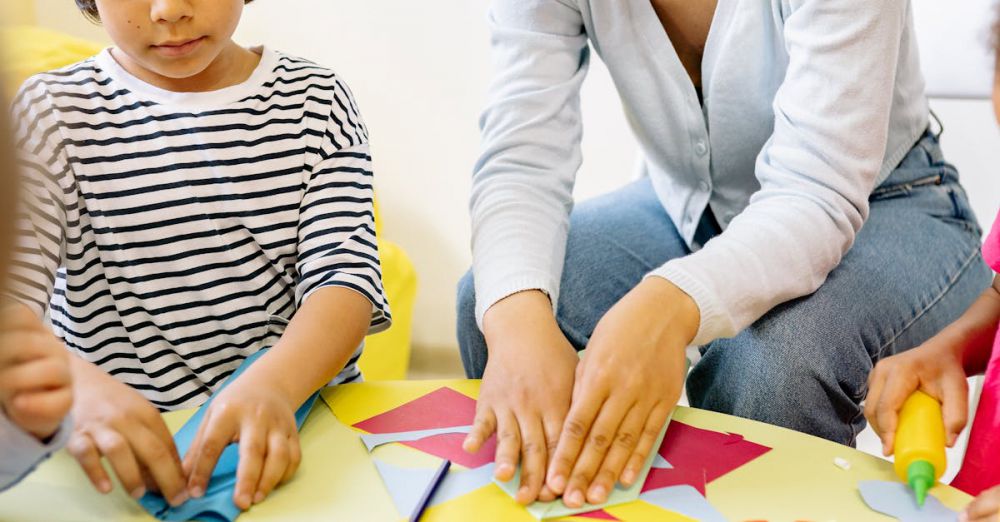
left=575, top=509, right=619, bottom=520
left=353, top=387, right=497, bottom=468
left=642, top=421, right=770, bottom=494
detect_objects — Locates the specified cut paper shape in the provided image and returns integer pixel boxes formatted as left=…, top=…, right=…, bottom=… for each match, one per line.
left=353, top=387, right=496, bottom=468
left=643, top=422, right=771, bottom=494
left=575, top=509, right=620, bottom=520
left=496, top=412, right=672, bottom=520
left=652, top=454, right=673, bottom=469
left=639, top=485, right=727, bottom=522
left=139, top=349, right=319, bottom=522
left=360, top=425, right=472, bottom=452
left=858, top=480, right=958, bottom=522
left=428, top=463, right=496, bottom=507
left=374, top=459, right=443, bottom=518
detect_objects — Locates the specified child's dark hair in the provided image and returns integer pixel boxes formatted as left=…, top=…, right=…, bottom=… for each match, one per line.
left=76, top=0, right=255, bottom=24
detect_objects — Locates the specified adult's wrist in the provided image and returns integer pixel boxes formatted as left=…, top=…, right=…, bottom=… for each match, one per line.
left=482, top=290, right=560, bottom=353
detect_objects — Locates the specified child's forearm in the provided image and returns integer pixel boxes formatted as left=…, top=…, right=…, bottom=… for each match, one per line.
left=240, top=287, right=373, bottom=408
left=947, top=274, right=1000, bottom=376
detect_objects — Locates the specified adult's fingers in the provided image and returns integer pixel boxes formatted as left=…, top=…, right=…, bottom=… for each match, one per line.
left=587, top=403, right=646, bottom=503
left=561, top=397, right=628, bottom=508
left=546, top=386, right=605, bottom=496
left=254, top=432, right=291, bottom=505
left=463, top=404, right=497, bottom=454
left=514, top=415, right=546, bottom=505
left=492, top=410, right=522, bottom=482
left=940, top=373, right=969, bottom=447
left=537, top=413, right=566, bottom=502
left=621, top=403, right=671, bottom=487
left=67, top=431, right=112, bottom=494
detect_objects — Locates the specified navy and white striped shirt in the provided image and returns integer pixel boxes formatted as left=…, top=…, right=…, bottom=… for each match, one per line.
left=9, top=47, right=390, bottom=411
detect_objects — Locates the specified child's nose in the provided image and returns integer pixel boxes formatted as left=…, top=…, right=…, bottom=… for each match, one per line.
left=150, top=0, right=193, bottom=24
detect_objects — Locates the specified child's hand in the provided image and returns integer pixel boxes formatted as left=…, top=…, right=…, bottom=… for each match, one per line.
left=66, top=358, right=188, bottom=506
left=865, top=335, right=968, bottom=456
left=0, top=304, right=72, bottom=440
left=183, top=381, right=301, bottom=510
left=961, top=485, right=1000, bottom=522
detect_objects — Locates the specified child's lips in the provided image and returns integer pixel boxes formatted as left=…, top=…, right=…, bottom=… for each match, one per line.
left=151, top=37, right=206, bottom=58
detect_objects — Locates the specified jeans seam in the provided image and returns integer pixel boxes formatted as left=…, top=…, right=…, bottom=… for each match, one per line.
left=874, top=246, right=983, bottom=360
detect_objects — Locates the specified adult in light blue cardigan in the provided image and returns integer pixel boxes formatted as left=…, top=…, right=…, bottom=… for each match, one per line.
left=456, top=0, right=992, bottom=508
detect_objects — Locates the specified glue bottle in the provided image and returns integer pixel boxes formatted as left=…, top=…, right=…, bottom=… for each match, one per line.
left=893, top=390, right=947, bottom=507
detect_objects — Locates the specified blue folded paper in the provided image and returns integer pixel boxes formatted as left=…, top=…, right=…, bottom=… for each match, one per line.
left=139, top=349, right=319, bottom=522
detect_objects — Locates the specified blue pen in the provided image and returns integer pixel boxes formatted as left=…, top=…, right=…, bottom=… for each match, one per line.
left=410, top=459, right=451, bottom=522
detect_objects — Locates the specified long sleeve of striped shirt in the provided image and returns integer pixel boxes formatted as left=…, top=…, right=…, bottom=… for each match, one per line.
left=6, top=48, right=390, bottom=410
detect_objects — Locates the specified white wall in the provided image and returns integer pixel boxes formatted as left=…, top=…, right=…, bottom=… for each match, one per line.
left=32, top=0, right=1000, bottom=352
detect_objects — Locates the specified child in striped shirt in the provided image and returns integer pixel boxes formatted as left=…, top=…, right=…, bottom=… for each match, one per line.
left=9, top=0, right=390, bottom=510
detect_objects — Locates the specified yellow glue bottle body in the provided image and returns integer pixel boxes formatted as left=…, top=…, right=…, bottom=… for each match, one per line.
left=893, top=390, right=947, bottom=506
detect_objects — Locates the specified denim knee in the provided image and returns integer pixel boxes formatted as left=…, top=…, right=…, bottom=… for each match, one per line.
left=456, top=270, right=488, bottom=378
left=687, top=310, right=871, bottom=445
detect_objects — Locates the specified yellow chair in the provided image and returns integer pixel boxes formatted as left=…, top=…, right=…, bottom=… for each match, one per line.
left=0, top=24, right=418, bottom=380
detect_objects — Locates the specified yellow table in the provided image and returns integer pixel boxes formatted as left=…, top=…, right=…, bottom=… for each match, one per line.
left=0, top=380, right=972, bottom=521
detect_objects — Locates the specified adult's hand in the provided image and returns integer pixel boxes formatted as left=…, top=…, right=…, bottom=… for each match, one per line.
left=464, top=290, right=579, bottom=505
left=546, top=277, right=697, bottom=507
left=67, top=357, right=188, bottom=507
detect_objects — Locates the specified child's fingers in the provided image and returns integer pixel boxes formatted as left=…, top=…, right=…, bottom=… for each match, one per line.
left=284, top=433, right=302, bottom=484
left=11, top=386, right=72, bottom=423
left=863, top=365, right=888, bottom=438
left=965, top=485, right=1000, bottom=522
left=130, top=425, right=187, bottom=506
left=463, top=406, right=496, bottom=454
left=92, top=429, right=146, bottom=499
left=873, top=378, right=914, bottom=456
left=492, top=409, right=522, bottom=482
left=66, top=431, right=112, bottom=494
left=234, top=425, right=266, bottom=510
left=3, top=356, right=72, bottom=395
left=940, top=372, right=969, bottom=447
left=186, top=412, right=236, bottom=498
left=514, top=416, right=546, bottom=505
left=254, top=432, right=290, bottom=505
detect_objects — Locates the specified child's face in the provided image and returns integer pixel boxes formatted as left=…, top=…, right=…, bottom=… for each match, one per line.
left=95, top=0, right=246, bottom=81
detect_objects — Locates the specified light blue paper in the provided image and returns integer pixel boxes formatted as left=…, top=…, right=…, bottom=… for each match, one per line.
left=639, top=485, right=727, bottom=522
left=360, top=425, right=472, bottom=452
left=496, top=411, right=672, bottom=520
left=858, top=480, right=957, bottom=522
left=139, top=349, right=319, bottom=522
left=429, top=464, right=496, bottom=507
left=373, top=459, right=444, bottom=517
left=651, top=454, right=673, bottom=469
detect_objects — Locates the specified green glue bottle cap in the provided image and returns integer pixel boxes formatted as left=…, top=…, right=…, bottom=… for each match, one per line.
left=907, top=460, right=935, bottom=507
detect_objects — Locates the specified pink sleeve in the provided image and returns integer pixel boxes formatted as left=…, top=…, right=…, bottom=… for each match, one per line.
left=983, top=211, right=1000, bottom=272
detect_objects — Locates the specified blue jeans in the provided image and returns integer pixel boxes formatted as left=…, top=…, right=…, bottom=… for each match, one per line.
left=456, top=132, right=992, bottom=446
